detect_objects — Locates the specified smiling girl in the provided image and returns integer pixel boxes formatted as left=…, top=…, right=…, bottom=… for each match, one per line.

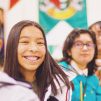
left=4, top=20, right=70, bottom=101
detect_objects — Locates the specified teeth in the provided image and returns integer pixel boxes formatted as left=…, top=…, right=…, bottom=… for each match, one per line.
left=25, top=56, right=38, bottom=61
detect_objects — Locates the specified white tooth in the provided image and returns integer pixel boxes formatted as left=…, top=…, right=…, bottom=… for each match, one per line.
left=26, top=57, right=38, bottom=61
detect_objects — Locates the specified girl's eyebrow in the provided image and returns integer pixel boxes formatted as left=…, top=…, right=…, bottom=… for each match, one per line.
left=19, top=36, right=44, bottom=40
left=37, top=38, right=44, bottom=40
left=19, top=36, right=29, bottom=39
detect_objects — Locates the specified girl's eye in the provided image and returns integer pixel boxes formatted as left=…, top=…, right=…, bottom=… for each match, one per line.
left=76, top=43, right=82, bottom=46
left=37, top=42, right=45, bottom=45
left=74, top=42, right=82, bottom=46
left=19, top=40, right=29, bottom=44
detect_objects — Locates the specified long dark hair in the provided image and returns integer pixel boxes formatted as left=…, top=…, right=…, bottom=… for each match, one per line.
left=4, top=20, right=70, bottom=100
left=0, top=24, right=4, bottom=67
left=60, top=29, right=98, bottom=76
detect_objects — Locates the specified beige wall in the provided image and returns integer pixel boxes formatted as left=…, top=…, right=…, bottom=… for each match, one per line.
left=87, top=0, right=101, bottom=26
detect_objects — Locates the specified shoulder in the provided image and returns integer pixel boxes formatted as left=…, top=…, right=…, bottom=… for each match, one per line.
left=0, top=72, right=39, bottom=101
left=58, top=61, right=68, bottom=67
left=58, top=61, right=71, bottom=70
left=0, top=84, right=39, bottom=101
left=58, top=62, right=77, bottom=81
left=0, top=71, right=31, bottom=88
left=0, top=71, right=16, bottom=84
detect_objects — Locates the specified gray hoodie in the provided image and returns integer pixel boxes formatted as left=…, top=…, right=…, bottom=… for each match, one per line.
left=0, top=71, right=39, bottom=101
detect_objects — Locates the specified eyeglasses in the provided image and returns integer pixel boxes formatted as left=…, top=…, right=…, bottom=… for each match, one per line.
left=73, top=41, right=95, bottom=49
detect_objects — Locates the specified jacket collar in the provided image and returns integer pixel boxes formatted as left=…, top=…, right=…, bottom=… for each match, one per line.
left=70, top=60, right=88, bottom=76
left=0, top=71, right=32, bottom=88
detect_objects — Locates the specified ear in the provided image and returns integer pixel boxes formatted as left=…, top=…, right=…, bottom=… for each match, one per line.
left=67, top=50, right=71, bottom=56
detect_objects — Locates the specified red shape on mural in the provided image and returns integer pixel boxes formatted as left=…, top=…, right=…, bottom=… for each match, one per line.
left=10, top=0, right=19, bottom=9
left=50, top=0, right=60, bottom=8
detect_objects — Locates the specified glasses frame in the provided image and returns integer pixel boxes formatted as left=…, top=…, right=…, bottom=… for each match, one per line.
left=73, top=41, right=95, bottom=50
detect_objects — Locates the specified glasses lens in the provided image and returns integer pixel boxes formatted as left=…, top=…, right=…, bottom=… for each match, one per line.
left=86, top=43, right=95, bottom=49
left=73, top=41, right=95, bottom=49
left=73, top=42, right=83, bottom=48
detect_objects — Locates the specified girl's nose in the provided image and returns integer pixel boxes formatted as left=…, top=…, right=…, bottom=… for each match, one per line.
left=28, top=43, right=38, bottom=52
left=82, top=45, right=88, bottom=50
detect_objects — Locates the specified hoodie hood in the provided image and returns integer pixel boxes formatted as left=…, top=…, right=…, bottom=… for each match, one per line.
left=0, top=71, right=32, bottom=88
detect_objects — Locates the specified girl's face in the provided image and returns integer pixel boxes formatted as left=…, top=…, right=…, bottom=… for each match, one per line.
left=0, top=9, right=4, bottom=24
left=0, top=38, right=3, bottom=51
left=18, top=26, right=46, bottom=75
left=91, top=24, right=101, bottom=52
left=68, top=34, right=95, bottom=68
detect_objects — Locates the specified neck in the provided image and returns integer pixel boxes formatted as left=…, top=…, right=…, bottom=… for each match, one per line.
left=21, top=69, right=36, bottom=83
left=25, top=72, right=36, bottom=83
left=72, top=60, right=87, bottom=70
left=77, top=64, right=86, bottom=70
